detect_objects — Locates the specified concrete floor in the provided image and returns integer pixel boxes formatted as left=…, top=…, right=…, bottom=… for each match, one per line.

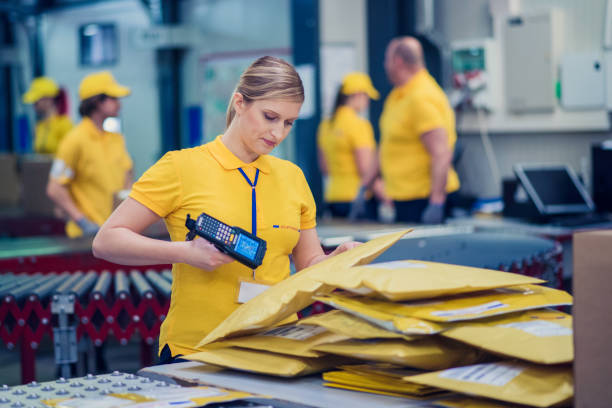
left=0, top=336, right=159, bottom=386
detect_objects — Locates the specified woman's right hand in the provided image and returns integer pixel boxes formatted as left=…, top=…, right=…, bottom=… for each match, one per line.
left=178, top=238, right=235, bottom=271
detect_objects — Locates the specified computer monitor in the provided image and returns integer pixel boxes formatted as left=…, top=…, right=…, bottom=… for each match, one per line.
left=513, top=164, right=595, bottom=215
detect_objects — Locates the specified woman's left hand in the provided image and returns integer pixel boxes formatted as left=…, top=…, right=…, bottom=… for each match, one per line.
left=328, top=240, right=362, bottom=257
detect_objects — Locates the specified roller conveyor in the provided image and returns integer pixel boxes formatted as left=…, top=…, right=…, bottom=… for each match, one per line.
left=91, top=270, right=112, bottom=300
left=29, top=272, right=70, bottom=301
left=70, top=271, right=98, bottom=298
left=129, top=270, right=154, bottom=299
left=54, top=271, right=83, bottom=295
left=145, top=270, right=171, bottom=298
left=114, top=270, right=129, bottom=299
left=0, top=268, right=172, bottom=384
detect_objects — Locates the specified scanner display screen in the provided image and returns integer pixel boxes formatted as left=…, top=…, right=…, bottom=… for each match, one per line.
left=234, top=234, right=259, bottom=260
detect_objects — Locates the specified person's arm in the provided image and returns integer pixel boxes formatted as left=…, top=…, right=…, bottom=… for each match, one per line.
left=421, top=128, right=452, bottom=205
left=354, top=147, right=375, bottom=183
left=292, top=228, right=360, bottom=271
left=317, top=148, right=328, bottom=177
left=92, top=197, right=234, bottom=270
left=47, top=178, right=86, bottom=222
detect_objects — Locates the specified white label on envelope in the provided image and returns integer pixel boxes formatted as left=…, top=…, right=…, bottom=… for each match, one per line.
left=238, top=281, right=270, bottom=304
left=262, top=325, right=326, bottom=340
left=439, top=363, right=523, bottom=386
left=431, top=301, right=507, bottom=318
left=498, top=320, right=572, bottom=337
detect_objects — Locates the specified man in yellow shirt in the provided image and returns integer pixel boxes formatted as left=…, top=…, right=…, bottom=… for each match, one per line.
left=47, top=71, right=133, bottom=237
left=379, top=37, right=460, bottom=224
left=22, top=77, right=73, bottom=154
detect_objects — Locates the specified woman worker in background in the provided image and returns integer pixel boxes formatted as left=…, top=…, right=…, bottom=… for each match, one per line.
left=92, top=56, right=358, bottom=364
left=317, top=72, right=388, bottom=220
left=47, top=71, right=133, bottom=238
left=22, top=77, right=73, bottom=154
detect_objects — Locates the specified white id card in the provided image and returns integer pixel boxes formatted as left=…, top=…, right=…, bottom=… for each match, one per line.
left=237, top=279, right=270, bottom=304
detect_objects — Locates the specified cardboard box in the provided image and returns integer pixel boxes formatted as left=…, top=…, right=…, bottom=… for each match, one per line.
left=573, top=229, right=612, bottom=408
left=0, top=153, right=20, bottom=207
left=20, top=154, right=55, bottom=216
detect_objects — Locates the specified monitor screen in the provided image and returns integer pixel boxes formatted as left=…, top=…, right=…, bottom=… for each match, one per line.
left=514, top=165, right=594, bottom=215
left=234, top=234, right=259, bottom=260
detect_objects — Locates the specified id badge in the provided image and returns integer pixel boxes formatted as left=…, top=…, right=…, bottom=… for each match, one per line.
left=236, top=278, right=270, bottom=304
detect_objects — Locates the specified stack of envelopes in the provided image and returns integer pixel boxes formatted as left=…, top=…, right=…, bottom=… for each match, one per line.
left=184, top=231, right=573, bottom=406
left=306, top=260, right=573, bottom=407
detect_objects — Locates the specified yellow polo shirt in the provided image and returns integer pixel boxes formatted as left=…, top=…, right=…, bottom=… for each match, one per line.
left=129, top=136, right=317, bottom=356
left=379, top=69, right=460, bottom=201
left=50, top=117, right=132, bottom=237
left=34, top=114, right=73, bottom=154
left=317, top=106, right=376, bottom=202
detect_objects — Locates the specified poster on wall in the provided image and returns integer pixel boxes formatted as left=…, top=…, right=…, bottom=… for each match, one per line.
left=320, top=43, right=357, bottom=117
left=198, top=50, right=293, bottom=160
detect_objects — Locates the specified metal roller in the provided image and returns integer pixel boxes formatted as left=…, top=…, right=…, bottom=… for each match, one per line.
left=30, top=272, right=71, bottom=301
left=114, top=270, right=130, bottom=300
left=129, top=270, right=154, bottom=300
left=0, top=273, right=42, bottom=297
left=71, top=271, right=98, bottom=299
left=54, top=271, right=84, bottom=295
left=9, top=274, right=58, bottom=302
left=161, top=270, right=173, bottom=283
left=144, top=270, right=171, bottom=298
left=91, top=271, right=112, bottom=300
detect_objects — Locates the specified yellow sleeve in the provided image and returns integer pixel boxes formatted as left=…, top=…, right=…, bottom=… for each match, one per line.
left=116, top=134, right=133, bottom=172
left=129, top=151, right=182, bottom=217
left=50, top=132, right=80, bottom=185
left=53, top=116, right=73, bottom=153
left=413, top=99, right=445, bottom=136
left=350, top=118, right=376, bottom=150
left=316, top=119, right=329, bottom=149
left=297, top=167, right=317, bottom=230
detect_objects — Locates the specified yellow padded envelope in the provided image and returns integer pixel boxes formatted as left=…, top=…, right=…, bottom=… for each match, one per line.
left=441, top=309, right=573, bottom=364
left=197, top=229, right=410, bottom=347
left=313, top=260, right=544, bottom=301
left=407, top=361, right=573, bottom=408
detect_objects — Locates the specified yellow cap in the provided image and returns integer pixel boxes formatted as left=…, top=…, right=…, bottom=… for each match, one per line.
left=22, top=77, right=60, bottom=104
left=341, top=72, right=379, bottom=100
left=78, top=71, right=130, bottom=101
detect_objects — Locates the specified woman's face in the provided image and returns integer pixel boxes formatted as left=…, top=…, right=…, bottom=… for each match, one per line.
left=34, top=97, right=54, bottom=117
left=348, top=92, right=370, bottom=113
left=98, top=96, right=121, bottom=118
left=234, top=94, right=302, bottom=157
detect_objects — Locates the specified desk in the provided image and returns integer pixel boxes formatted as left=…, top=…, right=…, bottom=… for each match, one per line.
left=139, top=361, right=435, bottom=408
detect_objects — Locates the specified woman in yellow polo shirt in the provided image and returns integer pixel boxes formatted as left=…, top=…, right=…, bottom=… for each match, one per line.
left=22, top=77, right=73, bottom=154
left=317, top=72, right=387, bottom=220
left=92, top=56, right=358, bottom=363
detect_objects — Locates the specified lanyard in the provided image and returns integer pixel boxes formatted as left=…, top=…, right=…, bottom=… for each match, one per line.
left=237, top=168, right=259, bottom=236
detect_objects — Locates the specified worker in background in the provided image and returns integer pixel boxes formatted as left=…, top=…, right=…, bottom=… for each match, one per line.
left=92, top=56, right=359, bottom=364
left=47, top=71, right=133, bottom=238
left=22, top=77, right=73, bottom=154
left=376, top=36, right=460, bottom=224
left=317, top=72, right=389, bottom=220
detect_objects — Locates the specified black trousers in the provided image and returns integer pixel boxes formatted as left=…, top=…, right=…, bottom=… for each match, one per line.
left=326, top=198, right=378, bottom=221
left=158, top=344, right=188, bottom=365
left=394, top=192, right=458, bottom=223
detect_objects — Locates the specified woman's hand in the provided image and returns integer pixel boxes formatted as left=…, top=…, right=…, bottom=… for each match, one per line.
left=328, top=240, right=362, bottom=257
left=179, top=238, right=235, bottom=271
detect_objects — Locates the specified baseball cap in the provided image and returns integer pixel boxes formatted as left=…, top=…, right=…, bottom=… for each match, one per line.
left=341, top=72, right=380, bottom=100
left=79, top=71, right=130, bottom=101
left=22, top=77, right=60, bottom=104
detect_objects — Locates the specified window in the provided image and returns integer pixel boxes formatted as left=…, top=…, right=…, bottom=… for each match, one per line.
left=79, top=23, right=118, bottom=67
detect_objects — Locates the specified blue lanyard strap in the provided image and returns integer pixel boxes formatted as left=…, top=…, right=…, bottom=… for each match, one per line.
left=238, top=168, right=259, bottom=235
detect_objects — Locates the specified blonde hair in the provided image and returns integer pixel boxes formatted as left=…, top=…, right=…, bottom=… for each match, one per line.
left=226, top=56, right=304, bottom=128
